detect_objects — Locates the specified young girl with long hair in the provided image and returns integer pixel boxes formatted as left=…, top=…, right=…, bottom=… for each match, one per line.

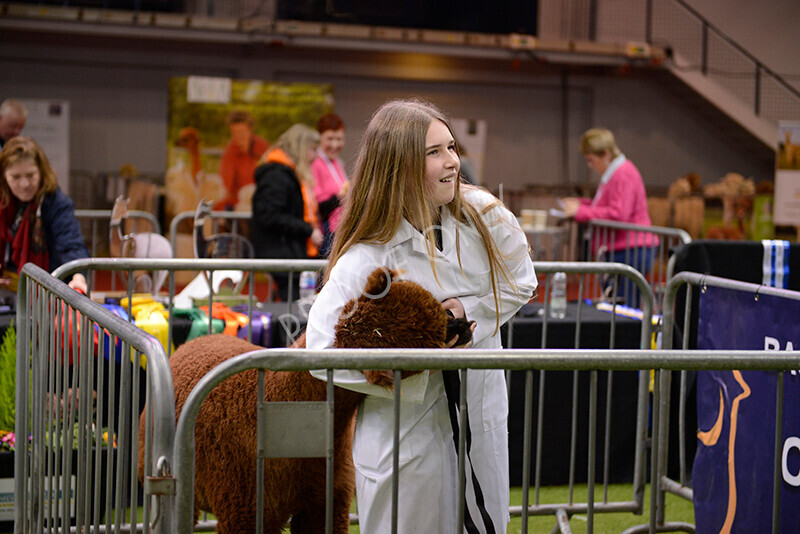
left=306, top=99, right=537, bottom=532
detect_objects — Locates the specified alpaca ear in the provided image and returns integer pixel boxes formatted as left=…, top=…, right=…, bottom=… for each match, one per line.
left=362, top=267, right=403, bottom=299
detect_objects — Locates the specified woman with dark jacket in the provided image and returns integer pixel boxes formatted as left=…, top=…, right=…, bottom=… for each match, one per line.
left=251, top=124, right=322, bottom=301
left=0, top=136, right=88, bottom=294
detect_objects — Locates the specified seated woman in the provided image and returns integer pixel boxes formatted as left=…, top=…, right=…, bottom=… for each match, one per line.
left=0, top=136, right=88, bottom=294
left=561, top=128, right=658, bottom=306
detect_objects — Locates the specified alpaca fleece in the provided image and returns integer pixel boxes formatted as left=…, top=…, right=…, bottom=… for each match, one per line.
left=139, top=268, right=461, bottom=533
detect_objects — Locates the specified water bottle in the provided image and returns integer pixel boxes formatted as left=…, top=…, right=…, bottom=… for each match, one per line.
left=298, top=270, right=318, bottom=301
left=549, top=272, right=567, bottom=319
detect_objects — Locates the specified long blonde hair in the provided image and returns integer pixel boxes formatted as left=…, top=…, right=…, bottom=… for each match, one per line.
left=327, top=99, right=518, bottom=332
left=265, top=123, right=319, bottom=185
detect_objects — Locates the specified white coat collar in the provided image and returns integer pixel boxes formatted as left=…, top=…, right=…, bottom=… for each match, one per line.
left=388, top=206, right=455, bottom=257
left=599, top=154, right=626, bottom=186
left=592, top=154, right=626, bottom=206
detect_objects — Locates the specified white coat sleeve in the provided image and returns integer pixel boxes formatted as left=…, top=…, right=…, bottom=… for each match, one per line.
left=459, top=198, right=537, bottom=347
left=306, top=248, right=430, bottom=403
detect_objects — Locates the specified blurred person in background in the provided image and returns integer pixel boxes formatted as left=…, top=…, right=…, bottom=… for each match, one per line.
left=216, top=109, right=269, bottom=211
left=0, top=99, right=28, bottom=148
left=0, top=136, right=88, bottom=294
left=251, top=124, right=322, bottom=301
left=311, top=113, right=349, bottom=258
left=561, top=127, right=657, bottom=304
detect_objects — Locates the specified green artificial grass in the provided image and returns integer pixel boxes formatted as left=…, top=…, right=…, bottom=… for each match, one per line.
left=347, top=484, right=695, bottom=533
left=87, top=483, right=696, bottom=533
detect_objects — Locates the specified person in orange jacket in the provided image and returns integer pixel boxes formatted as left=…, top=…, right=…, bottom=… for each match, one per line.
left=251, top=124, right=322, bottom=301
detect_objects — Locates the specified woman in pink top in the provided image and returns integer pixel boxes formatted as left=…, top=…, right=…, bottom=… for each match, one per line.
left=562, top=128, right=658, bottom=305
left=311, top=113, right=349, bottom=258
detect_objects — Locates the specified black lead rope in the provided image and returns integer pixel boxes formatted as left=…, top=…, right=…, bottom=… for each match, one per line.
left=441, top=369, right=496, bottom=534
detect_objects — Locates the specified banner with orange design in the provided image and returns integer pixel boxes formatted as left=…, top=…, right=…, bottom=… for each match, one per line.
left=693, top=285, right=800, bottom=533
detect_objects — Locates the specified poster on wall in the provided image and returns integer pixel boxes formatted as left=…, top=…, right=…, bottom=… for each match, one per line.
left=166, top=76, right=334, bottom=241
left=450, top=118, right=487, bottom=186
left=19, top=99, right=70, bottom=195
left=774, top=121, right=800, bottom=225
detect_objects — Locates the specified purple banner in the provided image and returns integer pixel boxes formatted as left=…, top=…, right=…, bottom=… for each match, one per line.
left=694, top=285, right=800, bottom=533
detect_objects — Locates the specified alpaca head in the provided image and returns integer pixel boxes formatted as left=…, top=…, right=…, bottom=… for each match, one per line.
left=333, top=268, right=450, bottom=350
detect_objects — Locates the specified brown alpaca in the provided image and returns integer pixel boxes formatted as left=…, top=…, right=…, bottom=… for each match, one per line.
left=140, top=268, right=471, bottom=533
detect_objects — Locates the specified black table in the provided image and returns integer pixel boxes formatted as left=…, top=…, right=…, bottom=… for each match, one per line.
left=504, top=301, right=644, bottom=350
left=503, top=302, right=647, bottom=485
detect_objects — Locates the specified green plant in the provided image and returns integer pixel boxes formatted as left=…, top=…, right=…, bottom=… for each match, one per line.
left=0, top=321, right=15, bottom=432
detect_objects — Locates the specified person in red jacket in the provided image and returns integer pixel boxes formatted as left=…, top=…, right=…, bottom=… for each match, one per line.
left=561, top=128, right=658, bottom=305
left=215, top=110, right=269, bottom=211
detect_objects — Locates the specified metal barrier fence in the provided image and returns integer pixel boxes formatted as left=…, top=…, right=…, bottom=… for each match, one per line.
left=53, top=258, right=328, bottom=356
left=75, top=208, right=163, bottom=294
left=585, top=219, right=691, bottom=312
left=25, top=258, right=800, bottom=532
left=75, top=209, right=161, bottom=257
left=172, top=346, right=800, bottom=534
left=639, top=271, right=800, bottom=534
left=14, top=263, right=175, bottom=533
left=168, top=210, right=251, bottom=255
left=50, top=258, right=658, bottom=532
left=506, top=262, right=654, bottom=533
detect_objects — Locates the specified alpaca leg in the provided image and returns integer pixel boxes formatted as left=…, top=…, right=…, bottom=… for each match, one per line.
left=290, top=474, right=354, bottom=533
left=289, top=489, right=352, bottom=534
left=332, top=458, right=356, bottom=534
left=287, top=477, right=327, bottom=534
left=289, top=506, right=326, bottom=534
left=331, top=496, right=353, bottom=534
left=210, top=489, right=289, bottom=534
left=207, top=480, right=257, bottom=534
left=215, top=511, right=286, bottom=534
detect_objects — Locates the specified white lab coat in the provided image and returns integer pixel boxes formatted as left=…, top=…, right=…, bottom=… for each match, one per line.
left=307, top=188, right=537, bottom=533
